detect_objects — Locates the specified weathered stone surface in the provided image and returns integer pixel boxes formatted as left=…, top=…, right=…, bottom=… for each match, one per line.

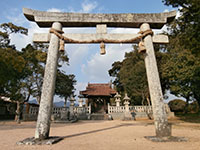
left=144, top=136, right=187, bottom=142
left=140, top=23, right=171, bottom=137
left=35, top=22, right=62, bottom=139
left=17, top=137, right=63, bottom=145
left=96, top=24, right=107, bottom=34
left=33, top=33, right=169, bottom=44
left=23, top=8, right=176, bottom=29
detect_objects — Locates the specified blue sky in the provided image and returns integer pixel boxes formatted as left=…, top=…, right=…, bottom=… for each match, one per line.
left=0, top=0, right=179, bottom=102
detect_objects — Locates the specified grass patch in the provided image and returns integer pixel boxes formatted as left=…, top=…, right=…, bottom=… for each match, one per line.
left=175, top=113, right=200, bottom=123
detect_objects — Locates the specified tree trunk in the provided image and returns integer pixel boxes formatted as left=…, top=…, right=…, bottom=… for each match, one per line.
left=184, top=97, right=189, bottom=114
left=64, top=98, right=67, bottom=107
left=146, top=96, right=153, bottom=120
left=146, top=96, right=151, bottom=106
left=25, top=92, right=31, bottom=102
left=196, top=100, right=200, bottom=113
left=0, top=96, right=22, bottom=123
left=36, top=96, right=41, bottom=104
left=15, top=101, right=21, bottom=124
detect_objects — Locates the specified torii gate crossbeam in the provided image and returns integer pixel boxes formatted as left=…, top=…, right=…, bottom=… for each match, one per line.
left=23, top=8, right=176, bottom=140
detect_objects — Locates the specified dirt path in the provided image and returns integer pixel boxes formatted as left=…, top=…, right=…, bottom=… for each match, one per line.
left=0, top=120, right=199, bottom=150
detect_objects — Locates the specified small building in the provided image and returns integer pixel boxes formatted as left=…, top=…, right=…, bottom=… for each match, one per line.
left=0, top=101, right=16, bottom=120
left=80, top=83, right=116, bottom=113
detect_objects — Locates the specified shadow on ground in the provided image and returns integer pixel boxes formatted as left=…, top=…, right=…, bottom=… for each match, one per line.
left=61, top=123, right=136, bottom=140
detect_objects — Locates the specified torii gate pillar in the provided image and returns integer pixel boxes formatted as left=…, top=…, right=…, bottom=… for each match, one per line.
left=140, top=23, right=171, bottom=137
left=35, top=22, right=62, bottom=139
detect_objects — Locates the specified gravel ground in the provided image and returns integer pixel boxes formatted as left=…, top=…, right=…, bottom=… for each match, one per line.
left=0, top=120, right=200, bottom=150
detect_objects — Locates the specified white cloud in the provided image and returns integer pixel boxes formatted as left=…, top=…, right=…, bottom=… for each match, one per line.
left=81, top=0, right=98, bottom=13
left=79, top=28, right=139, bottom=82
left=5, top=8, right=26, bottom=26
left=176, top=9, right=182, bottom=19
left=75, top=82, right=88, bottom=96
left=64, top=44, right=90, bottom=73
left=81, top=44, right=133, bottom=82
left=160, top=8, right=181, bottom=33
left=6, top=13, right=27, bottom=26
left=10, top=22, right=48, bottom=50
left=109, top=28, right=139, bottom=33
left=164, top=9, right=169, bottom=13
left=47, top=8, right=62, bottom=12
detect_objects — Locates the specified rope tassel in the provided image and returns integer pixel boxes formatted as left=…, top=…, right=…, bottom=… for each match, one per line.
left=59, top=39, right=65, bottom=52
left=100, top=42, right=106, bottom=55
left=138, top=41, right=146, bottom=53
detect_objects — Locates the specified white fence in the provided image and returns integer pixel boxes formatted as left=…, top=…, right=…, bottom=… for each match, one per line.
left=29, top=107, right=39, bottom=115
left=108, top=103, right=170, bottom=114
left=73, top=104, right=91, bottom=114
left=28, top=105, right=91, bottom=116
left=26, top=103, right=172, bottom=120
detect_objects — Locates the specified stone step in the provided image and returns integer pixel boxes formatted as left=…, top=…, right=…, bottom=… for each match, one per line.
left=90, top=113, right=109, bottom=120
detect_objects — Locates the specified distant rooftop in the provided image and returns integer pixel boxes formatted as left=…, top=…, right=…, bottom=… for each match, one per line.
left=80, top=83, right=116, bottom=97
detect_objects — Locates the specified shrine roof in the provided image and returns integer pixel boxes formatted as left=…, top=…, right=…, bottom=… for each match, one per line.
left=23, top=8, right=176, bottom=29
left=80, top=83, right=117, bottom=97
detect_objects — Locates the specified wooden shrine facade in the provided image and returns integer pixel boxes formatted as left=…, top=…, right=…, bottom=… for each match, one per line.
left=80, top=83, right=116, bottom=113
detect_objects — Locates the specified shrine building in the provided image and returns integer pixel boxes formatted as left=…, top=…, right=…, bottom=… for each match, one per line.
left=80, top=83, right=117, bottom=114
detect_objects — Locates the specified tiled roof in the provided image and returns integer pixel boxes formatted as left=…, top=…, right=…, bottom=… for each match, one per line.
left=80, top=83, right=116, bottom=96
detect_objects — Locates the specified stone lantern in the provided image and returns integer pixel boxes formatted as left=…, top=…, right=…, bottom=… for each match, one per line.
left=114, top=92, right=121, bottom=107
left=123, top=93, right=130, bottom=112
left=123, top=93, right=132, bottom=120
left=69, top=96, right=76, bottom=115
left=78, top=95, right=84, bottom=107
left=70, top=96, right=76, bottom=106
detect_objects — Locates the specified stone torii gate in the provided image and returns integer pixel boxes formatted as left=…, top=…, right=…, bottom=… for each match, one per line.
left=23, top=8, right=176, bottom=140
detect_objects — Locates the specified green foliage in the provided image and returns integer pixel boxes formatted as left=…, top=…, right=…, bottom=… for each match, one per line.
left=187, top=101, right=199, bottom=113
left=0, top=22, right=76, bottom=105
left=168, top=99, right=186, bottom=112
left=109, top=61, right=123, bottom=92
left=55, top=71, right=76, bottom=100
left=0, top=48, right=25, bottom=87
left=109, top=44, right=169, bottom=105
left=0, top=23, right=28, bottom=101
left=109, top=46, right=149, bottom=105
left=0, top=22, right=27, bottom=48
left=20, top=44, right=47, bottom=103
left=162, top=0, right=200, bottom=109
left=161, top=48, right=200, bottom=102
left=163, top=0, right=200, bottom=54
left=20, top=44, right=76, bottom=103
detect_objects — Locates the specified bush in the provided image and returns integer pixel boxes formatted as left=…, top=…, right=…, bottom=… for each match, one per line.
left=168, top=99, right=186, bottom=113
left=187, top=101, right=199, bottom=113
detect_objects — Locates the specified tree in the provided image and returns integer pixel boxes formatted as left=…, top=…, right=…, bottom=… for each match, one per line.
left=0, top=22, right=27, bottom=48
left=161, top=48, right=199, bottom=105
left=162, top=0, right=200, bottom=110
left=109, top=46, right=149, bottom=105
left=168, top=99, right=186, bottom=113
left=21, top=43, right=76, bottom=104
left=0, top=22, right=76, bottom=123
left=109, top=45, right=168, bottom=106
left=0, top=23, right=28, bottom=122
left=162, top=0, right=200, bottom=55
left=20, top=44, right=47, bottom=104
left=55, top=71, right=76, bottom=106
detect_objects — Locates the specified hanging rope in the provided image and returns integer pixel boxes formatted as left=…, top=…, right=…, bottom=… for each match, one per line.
left=49, top=28, right=153, bottom=53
